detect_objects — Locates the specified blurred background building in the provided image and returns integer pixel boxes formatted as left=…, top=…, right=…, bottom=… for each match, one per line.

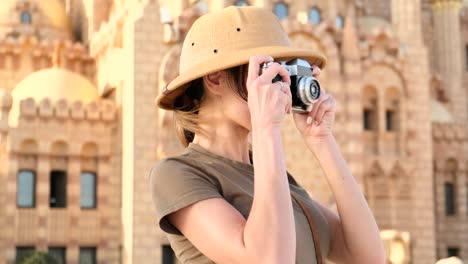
left=0, top=0, right=466, bottom=263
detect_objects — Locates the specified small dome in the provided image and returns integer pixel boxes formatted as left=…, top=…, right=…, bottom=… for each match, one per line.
left=13, top=68, right=97, bottom=103
left=10, top=68, right=98, bottom=125
left=0, top=0, right=71, bottom=37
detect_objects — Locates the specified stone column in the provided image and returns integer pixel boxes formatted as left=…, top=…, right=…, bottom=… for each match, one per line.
left=431, top=0, right=465, bottom=121
left=392, top=0, right=423, bottom=44
left=0, top=89, right=12, bottom=262
left=36, top=154, right=50, bottom=251
left=326, top=0, right=338, bottom=25
left=341, top=5, right=364, bottom=187
left=392, top=1, right=437, bottom=264
left=67, top=156, right=81, bottom=264
left=121, top=1, right=168, bottom=263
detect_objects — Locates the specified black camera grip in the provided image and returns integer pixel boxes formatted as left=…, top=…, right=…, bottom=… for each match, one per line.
left=272, top=74, right=283, bottom=83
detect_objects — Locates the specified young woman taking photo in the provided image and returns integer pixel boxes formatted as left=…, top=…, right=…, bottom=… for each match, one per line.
left=150, top=6, right=385, bottom=264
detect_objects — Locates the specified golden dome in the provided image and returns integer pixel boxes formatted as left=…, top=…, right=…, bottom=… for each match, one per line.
left=13, top=68, right=98, bottom=103
left=0, top=0, right=71, bottom=32
left=9, top=68, right=98, bottom=125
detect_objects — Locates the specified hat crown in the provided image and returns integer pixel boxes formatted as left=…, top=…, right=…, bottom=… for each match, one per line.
left=180, top=6, right=292, bottom=73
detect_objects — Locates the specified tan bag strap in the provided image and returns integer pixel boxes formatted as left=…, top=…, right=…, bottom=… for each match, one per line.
left=291, top=193, right=323, bottom=264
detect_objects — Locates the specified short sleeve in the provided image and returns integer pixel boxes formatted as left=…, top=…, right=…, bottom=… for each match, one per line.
left=149, top=158, right=223, bottom=235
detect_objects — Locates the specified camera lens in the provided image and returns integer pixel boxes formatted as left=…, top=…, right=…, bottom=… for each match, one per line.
left=308, top=79, right=320, bottom=100
left=297, top=76, right=320, bottom=106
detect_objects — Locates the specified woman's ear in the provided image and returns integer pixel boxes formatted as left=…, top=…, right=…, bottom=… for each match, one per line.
left=203, top=71, right=224, bottom=96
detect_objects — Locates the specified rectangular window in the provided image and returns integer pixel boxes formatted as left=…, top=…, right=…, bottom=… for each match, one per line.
left=50, top=170, right=67, bottom=208
left=49, top=247, right=66, bottom=264
left=363, top=109, right=372, bottom=131
left=17, top=170, right=35, bottom=208
left=16, top=246, right=34, bottom=264
left=447, top=247, right=459, bottom=257
left=162, top=245, right=175, bottom=264
left=386, top=110, right=395, bottom=131
left=80, top=172, right=97, bottom=209
left=465, top=45, right=468, bottom=71
left=444, top=182, right=456, bottom=216
left=79, top=247, right=96, bottom=264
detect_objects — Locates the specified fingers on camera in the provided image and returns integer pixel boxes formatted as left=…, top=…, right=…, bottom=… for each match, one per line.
left=248, top=55, right=273, bottom=84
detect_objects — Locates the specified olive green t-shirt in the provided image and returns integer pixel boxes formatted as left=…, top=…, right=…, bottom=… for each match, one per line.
left=150, top=143, right=330, bottom=263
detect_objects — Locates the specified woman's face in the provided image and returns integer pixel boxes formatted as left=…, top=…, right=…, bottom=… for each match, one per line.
left=202, top=70, right=252, bottom=132
left=222, top=85, right=252, bottom=131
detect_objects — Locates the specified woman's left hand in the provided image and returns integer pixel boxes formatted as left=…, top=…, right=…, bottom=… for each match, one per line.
left=293, top=66, right=337, bottom=145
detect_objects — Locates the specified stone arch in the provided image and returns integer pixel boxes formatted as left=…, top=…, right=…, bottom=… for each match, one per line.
left=18, top=138, right=38, bottom=170
left=362, top=85, right=378, bottom=154
left=363, top=63, right=405, bottom=97
left=362, top=85, right=378, bottom=131
left=445, top=158, right=458, bottom=174
left=384, top=87, right=402, bottom=155
left=50, top=140, right=68, bottom=156
left=363, top=63, right=406, bottom=156
left=282, top=20, right=341, bottom=90
left=81, top=142, right=98, bottom=157
left=384, top=88, right=402, bottom=133
left=50, top=140, right=68, bottom=170
left=19, top=138, right=38, bottom=154
left=81, top=142, right=98, bottom=172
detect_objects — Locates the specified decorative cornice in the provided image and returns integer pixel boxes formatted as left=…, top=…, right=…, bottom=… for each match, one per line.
left=430, top=0, right=463, bottom=10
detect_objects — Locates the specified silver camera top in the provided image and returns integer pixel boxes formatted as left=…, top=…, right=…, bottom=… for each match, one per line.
left=260, top=58, right=321, bottom=113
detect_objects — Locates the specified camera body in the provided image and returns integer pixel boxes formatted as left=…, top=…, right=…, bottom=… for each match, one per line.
left=261, top=58, right=321, bottom=113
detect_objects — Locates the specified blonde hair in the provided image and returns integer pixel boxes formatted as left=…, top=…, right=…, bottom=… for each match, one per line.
left=173, top=65, right=249, bottom=147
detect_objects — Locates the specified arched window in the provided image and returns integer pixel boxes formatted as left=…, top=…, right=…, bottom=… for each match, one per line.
left=273, top=2, right=289, bottom=20
left=444, top=159, right=458, bottom=216
left=384, top=88, right=400, bottom=132
left=308, top=7, right=321, bottom=24
left=363, top=86, right=378, bottom=131
left=233, top=0, right=249, bottom=6
left=20, top=11, right=32, bottom=24
left=17, top=170, right=36, bottom=208
left=336, top=15, right=344, bottom=29
left=81, top=171, right=97, bottom=209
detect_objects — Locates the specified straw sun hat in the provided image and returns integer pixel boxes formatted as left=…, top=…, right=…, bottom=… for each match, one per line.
left=156, top=6, right=327, bottom=110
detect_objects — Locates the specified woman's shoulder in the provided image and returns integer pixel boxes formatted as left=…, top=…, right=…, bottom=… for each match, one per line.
left=149, top=150, right=220, bottom=189
left=151, top=147, right=206, bottom=173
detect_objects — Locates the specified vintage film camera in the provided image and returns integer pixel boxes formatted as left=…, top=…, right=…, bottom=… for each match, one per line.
left=260, top=58, right=321, bottom=113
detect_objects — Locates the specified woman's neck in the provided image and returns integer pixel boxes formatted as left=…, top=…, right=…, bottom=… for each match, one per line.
left=192, top=122, right=251, bottom=164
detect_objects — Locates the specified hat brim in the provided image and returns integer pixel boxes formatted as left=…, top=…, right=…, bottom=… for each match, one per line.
left=156, top=45, right=327, bottom=110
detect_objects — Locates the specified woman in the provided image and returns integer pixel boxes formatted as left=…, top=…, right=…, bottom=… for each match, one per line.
left=151, top=6, right=385, bottom=264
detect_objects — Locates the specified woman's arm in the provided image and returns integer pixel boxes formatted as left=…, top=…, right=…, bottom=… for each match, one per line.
left=293, top=66, right=385, bottom=263
left=307, top=135, right=385, bottom=264
left=167, top=125, right=294, bottom=264
left=167, top=55, right=297, bottom=264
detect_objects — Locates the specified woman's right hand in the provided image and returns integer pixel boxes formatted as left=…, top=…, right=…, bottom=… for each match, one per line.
left=246, top=55, right=292, bottom=131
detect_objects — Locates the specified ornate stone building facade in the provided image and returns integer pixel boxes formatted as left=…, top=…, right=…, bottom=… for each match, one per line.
left=0, top=0, right=466, bottom=263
